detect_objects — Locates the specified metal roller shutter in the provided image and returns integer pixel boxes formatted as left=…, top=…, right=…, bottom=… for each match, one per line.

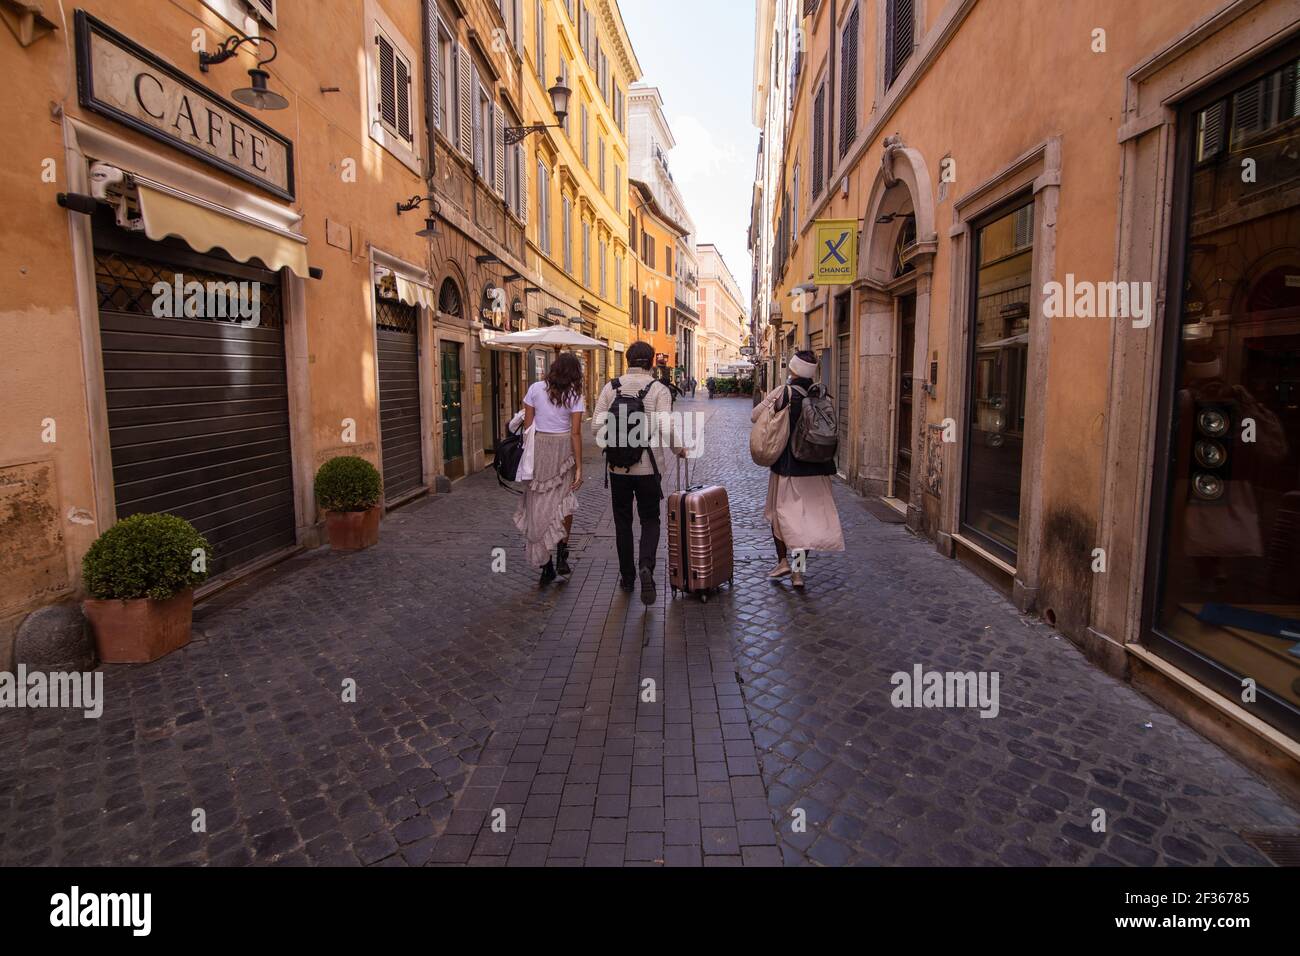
left=375, top=294, right=423, bottom=502
left=93, top=225, right=295, bottom=578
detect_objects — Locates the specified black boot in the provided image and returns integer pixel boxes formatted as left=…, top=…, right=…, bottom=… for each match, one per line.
left=555, top=541, right=572, bottom=579
left=539, top=560, right=557, bottom=587
left=639, top=562, right=657, bottom=606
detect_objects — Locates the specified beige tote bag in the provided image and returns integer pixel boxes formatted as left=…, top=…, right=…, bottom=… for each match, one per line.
left=750, top=386, right=791, bottom=467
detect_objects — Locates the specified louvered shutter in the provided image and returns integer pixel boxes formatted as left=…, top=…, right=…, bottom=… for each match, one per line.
left=839, top=6, right=858, bottom=155
left=396, top=50, right=413, bottom=143
left=812, top=85, right=825, bottom=196
left=378, top=33, right=398, bottom=131
left=1231, top=82, right=1263, bottom=145
left=472, top=66, right=484, bottom=175
left=887, top=0, right=914, bottom=88
left=426, top=4, right=441, bottom=139
left=492, top=103, right=506, bottom=197
left=457, top=44, right=473, bottom=159
left=512, top=147, right=522, bottom=222
left=1198, top=101, right=1225, bottom=161
left=251, top=0, right=277, bottom=28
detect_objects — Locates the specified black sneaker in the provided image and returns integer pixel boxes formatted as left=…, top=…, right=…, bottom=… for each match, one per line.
left=539, top=560, right=557, bottom=587
left=555, top=541, right=572, bottom=579
left=639, top=562, right=656, bottom=606
left=619, top=575, right=636, bottom=592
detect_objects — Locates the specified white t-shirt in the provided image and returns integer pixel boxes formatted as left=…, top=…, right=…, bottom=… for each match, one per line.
left=525, top=380, right=585, bottom=433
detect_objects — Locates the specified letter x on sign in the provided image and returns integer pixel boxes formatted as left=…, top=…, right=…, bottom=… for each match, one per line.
left=821, top=232, right=850, bottom=265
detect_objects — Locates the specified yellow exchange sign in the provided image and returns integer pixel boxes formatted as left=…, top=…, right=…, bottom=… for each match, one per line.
left=813, top=219, right=857, bottom=285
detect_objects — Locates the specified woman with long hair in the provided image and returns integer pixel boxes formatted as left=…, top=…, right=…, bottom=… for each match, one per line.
left=515, top=352, right=586, bottom=585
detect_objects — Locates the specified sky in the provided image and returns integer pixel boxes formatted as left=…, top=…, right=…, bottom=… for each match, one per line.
left=619, top=0, right=757, bottom=309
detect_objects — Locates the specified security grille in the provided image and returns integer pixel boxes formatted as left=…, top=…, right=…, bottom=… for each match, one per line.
left=94, top=251, right=284, bottom=329
left=375, top=294, right=419, bottom=332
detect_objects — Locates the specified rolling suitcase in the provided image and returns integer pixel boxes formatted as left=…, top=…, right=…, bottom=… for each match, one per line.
left=667, top=458, right=734, bottom=602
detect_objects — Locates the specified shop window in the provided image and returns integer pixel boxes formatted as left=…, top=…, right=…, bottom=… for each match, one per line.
left=961, top=198, right=1034, bottom=560
left=1152, top=49, right=1300, bottom=733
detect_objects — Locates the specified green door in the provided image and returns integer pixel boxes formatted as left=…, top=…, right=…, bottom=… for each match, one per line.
left=440, top=341, right=464, bottom=479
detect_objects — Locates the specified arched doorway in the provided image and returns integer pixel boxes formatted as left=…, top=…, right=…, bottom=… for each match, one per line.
left=855, top=139, right=938, bottom=531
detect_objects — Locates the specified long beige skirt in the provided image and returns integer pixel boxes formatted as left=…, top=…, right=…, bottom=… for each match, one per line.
left=764, top=473, right=845, bottom=553
left=514, top=431, right=578, bottom=567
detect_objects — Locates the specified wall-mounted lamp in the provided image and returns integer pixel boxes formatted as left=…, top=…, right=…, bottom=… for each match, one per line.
left=504, top=78, right=572, bottom=145
left=397, top=195, right=442, bottom=238
left=502, top=273, right=523, bottom=283
left=475, top=254, right=501, bottom=265
left=199, top=35, right=288, bottom=111
left=876, top=211, right=914, bottom=225
left=524, top=286, right=542, bottom=295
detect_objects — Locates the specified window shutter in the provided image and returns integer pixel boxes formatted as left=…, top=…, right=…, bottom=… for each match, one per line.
left=839, top=6, right=858, bottom=155
left=1231, top=82, right=1264, bottom=144
left=1198, top=100, right=1225, bottom=161
left=535, top=0, right=545, bottom=80
left=472, top=66, right=484, bottom=176
left=377, top=33, right=398, bottom=131
left=886, top=0, right=914, bottom=88
left=812, top=85, right=825, bottom=196
left=396, top=50, right=413, bottom=143
left=457, top=44, right=473, bottom=160
left=492, top=103, right=506, bottom=196
left=251, top=0, right=277, bottom=28
left=425, top=5, right=441, bottom=139
left=1013, top=204, right=1034, bottom=250
left=512, top=145, right=522, bottom=222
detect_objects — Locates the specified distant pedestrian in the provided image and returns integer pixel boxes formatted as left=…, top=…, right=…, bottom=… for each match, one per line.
left=515, top=352, right=585, bottom=586
left=594, top=341, right=686, bottom=604
left=753, top=350, right=843, bottom=588
left=706, top=376, right=716, bottom=399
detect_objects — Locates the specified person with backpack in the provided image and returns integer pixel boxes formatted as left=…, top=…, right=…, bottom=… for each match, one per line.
left=515, top=352, right=585, bottom=586
left=593, top=341, right=686, bottom=605
left=756, top=350, right=844, bottom=588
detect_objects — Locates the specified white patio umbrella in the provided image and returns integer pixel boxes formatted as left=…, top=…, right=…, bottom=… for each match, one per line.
left=483, top=326, right=609, bottom=352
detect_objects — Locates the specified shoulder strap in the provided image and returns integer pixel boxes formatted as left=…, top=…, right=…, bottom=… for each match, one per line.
left=611, top=377, right=622, bottom=391
left=636, top=382, right=656, bottom=402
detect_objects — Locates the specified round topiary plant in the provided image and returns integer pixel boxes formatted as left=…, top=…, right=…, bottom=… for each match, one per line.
left=82, top=513, right=211, bottom=601
left=315, top=456, right=383, bottom=513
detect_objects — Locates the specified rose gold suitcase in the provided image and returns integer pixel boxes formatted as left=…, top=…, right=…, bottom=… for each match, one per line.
left=667, top=459, right=734, bottom=602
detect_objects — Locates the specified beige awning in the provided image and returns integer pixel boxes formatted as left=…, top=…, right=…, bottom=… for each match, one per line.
left=136, top=182, right=310, bottom=278
left=395, top=274, right=435, bottom=310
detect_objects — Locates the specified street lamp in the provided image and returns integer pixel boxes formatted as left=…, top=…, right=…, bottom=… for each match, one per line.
left=504, top=78, right=572, bottom=145
left=396, top=195, right=442, bottom=238
left=199, top=35, right=289, bottom=111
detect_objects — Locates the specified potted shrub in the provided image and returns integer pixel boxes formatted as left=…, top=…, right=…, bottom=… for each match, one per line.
left=316, top=455, right=384, bottom=551
left=81, top=513, right=210, bottom=664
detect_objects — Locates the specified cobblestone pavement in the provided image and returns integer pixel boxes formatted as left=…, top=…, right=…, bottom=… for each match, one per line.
left=0, top=396, right=1296, bottom=866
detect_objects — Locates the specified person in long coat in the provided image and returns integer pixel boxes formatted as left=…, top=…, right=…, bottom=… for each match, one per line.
left=759, top=350, right=845, bottom=588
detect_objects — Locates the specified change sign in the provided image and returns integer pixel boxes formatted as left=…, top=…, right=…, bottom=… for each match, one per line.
left=813, top=219, right=857, bottom=285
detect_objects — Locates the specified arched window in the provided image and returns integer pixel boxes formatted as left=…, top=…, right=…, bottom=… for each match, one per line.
left=438, top=277, right=463, bottom=317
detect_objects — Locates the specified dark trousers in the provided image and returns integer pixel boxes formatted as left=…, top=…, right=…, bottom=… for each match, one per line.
left=610, top=473, right=662, bottom=579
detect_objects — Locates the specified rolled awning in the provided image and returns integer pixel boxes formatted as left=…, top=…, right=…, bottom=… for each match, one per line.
left=136, top=181, right=310, bottom=278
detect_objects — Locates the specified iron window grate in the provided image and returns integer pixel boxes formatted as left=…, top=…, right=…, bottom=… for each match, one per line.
left=1240, top=831, right=1300, bottom=866
left=94, top=250, right=283, bottom=329
left=375, top=294, right=419, bottom=333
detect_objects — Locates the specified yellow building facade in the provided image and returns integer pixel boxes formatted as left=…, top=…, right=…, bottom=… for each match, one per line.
left=521, top=0, right=640, bottom=410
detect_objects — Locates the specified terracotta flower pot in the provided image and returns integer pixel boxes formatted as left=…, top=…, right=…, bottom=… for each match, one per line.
left=325, top=506, right=381, bottom=551
left=82, top=589, right=194, bottom=664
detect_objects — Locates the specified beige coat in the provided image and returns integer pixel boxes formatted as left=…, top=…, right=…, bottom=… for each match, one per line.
left=592, top=370, right=679, bottom=478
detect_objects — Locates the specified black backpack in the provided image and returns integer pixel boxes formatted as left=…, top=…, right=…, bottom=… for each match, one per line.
left=492, top=427, right=525, bottom=491
left=602, top=378, right=661, bottom=476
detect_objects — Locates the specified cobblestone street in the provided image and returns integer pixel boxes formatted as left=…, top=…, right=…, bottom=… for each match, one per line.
left=1, top=395, right=1296, bottom=867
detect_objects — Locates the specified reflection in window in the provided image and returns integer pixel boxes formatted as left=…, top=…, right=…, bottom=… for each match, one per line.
left=962, top=200, right=1033, bottom=559
left=1156, top=52, right=1300, bottom=728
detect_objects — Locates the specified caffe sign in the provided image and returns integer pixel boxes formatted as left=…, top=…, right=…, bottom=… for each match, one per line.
left=75, top=12, right=294, bottom=200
